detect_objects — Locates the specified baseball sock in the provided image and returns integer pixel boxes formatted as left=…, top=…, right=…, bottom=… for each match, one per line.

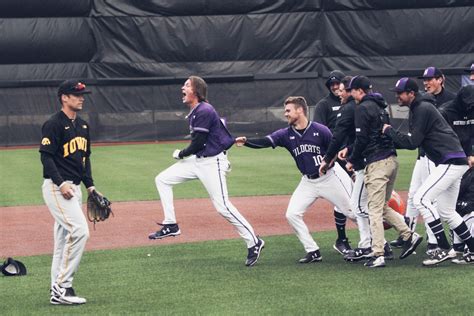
left=427, top=219, right=450, bottom=250
left=334, top=210, right=347, bottom=241
left=453, top=222, right=474, bottom=252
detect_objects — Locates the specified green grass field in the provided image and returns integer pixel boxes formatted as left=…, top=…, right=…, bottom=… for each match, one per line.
left=0, top=143, right=417, bottom=207
left=1, top=230, right=472, bottom=315
left=3, top=144, right=472, bottom=315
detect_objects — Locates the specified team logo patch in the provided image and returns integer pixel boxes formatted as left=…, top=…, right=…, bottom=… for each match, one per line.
left=41, top=138, right=51, bottom=145
left=82, top=125, right=87, bottom=129
left=65, top=126, right=70, bottom=130
left=313, top=132, right=319, bottom=136
left=289, top=136, right=295, bottom=140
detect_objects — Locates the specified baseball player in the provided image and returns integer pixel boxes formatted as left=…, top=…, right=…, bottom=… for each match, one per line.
left=383, top=77, right=474, bottom=265
left=346, top=76, right=422, bottom=268
left=313, top=70, right=353, bottom=255
left=149, top=76, right=264, bottom=267
left=439, top=84, right=474, bottom=261
left=40, top=80, right=98, bottom=305
left=319, top=76, right=395, bottom=262
left=236, top=96, right=356, bottom=263
left=391, top=67, right=457, bottom=252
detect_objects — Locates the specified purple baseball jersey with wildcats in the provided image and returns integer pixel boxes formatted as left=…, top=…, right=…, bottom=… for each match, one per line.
left=188, top=102, right=234, bottom=157
left=267, top=122, right=333, bottom=175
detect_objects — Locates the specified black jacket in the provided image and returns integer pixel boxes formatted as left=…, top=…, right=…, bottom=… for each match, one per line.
left=439, top=85, right=474, bottom=157
left=324, top=97, right=365, bottom=170
left=313, top=92, right=341, bottom=132
left=349, top=93, right=396, bottom=165
left=432, top=88, right=456, bottom=107
left=386, top=93, right=466, bottom=165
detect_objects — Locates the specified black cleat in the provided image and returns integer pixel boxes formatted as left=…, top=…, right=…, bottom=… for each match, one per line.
left=299, top=250, right=322, bottom=263
left=400, top=232, right=423, bottom=259
left=423, top=248, right=456, bottom=266
left=245, top=238, right=265, bottom=267
left=148, top=223, right=181, bottom=240
left=389, top=236, right=404, bottom=248
left=384, top=243, right=394, bottom=260
left=333, top=238, right=352, bottom=255
left=344, top=247, right=372, bottom=262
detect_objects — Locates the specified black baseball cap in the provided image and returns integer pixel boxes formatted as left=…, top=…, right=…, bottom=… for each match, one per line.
left=390, top=77, right=419, bottom=93
left=57, top=80, right=91, bottom=96
left=464, top=63, right=474, bottom=74
left=348, top=75, right=372, bottom=90
left=418, top=66, right=443, bottom=79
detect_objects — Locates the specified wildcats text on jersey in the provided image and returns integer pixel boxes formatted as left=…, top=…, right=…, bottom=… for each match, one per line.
left=292, top=144, right=321, bottom=157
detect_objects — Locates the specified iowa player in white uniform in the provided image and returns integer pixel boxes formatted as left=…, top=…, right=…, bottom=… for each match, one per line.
left=40, top=80, right=100, bottom=305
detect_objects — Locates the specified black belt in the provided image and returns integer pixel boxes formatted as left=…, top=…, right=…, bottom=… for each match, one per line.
left=306, top=173, right=320, bottom=180
left=197, top=150, right=226, bottom=159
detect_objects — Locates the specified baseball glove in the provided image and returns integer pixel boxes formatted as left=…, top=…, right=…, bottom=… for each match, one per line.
left=87, top=190, right=112, bottom=226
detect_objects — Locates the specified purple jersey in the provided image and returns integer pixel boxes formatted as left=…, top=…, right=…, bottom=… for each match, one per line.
left=267, top=122, right=333, bottom=175
left=188, top=102, right=234, bottom=157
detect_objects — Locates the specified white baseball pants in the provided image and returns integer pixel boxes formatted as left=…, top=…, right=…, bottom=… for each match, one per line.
left=42, top=179, right=89, bottom=288
left=155, top=153, right=258, bottom=248
left=286, top=168, right=354, bottom=253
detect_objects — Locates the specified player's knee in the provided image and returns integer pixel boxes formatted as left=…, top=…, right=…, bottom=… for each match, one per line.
left=285, top=210, right=298, bottom=222
left=74, top=226, right=89, bottom=240
left=155, top=173, right=167, bottom=187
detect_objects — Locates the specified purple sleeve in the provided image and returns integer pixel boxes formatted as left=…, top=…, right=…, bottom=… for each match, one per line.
left=266, top=128, right=288, bottom=148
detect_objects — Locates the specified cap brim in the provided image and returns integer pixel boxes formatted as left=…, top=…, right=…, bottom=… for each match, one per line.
left=71, top=90, right=92, bottom=95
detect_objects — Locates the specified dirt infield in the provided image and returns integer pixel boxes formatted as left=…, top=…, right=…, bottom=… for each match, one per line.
left=1, top=192, right=408, bottom=258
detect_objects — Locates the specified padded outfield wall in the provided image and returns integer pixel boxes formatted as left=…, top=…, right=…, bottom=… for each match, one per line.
left=0, top=0, right=473, bottom=145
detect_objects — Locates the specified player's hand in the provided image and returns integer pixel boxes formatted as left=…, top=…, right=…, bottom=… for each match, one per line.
left=235, top=136, right=247, bottom=147
left=468, top=156, right=474, bottom=168
left=382, top=124, right=391, bottom=134
left=338, top=148, right=348, bottom=160
left=60, top=182, right=75, bottom=200
left=346, top=161, right=354, bottom=172
left=172, top=149, right=182, bottom=160
left=319, top=160, right=329, bottom=176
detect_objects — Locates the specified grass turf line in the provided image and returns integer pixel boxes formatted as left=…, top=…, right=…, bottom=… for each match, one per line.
left=0, top=144, right=417, bottom=206
left=1, top=228, right=472, bottom=315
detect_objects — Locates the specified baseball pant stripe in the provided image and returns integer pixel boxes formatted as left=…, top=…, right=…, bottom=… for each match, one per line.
left=216, top=157, right=258, bottom=245
left=419, top=165, right=450, bottom=220
left=51, top=182, right=73, bottom=285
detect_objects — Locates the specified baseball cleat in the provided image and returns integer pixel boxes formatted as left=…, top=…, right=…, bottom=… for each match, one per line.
left=462, top=250, right=474, bottom=264
left=245, top=238, right=265, bottom=267
left=384, top=243, right=394, bottom=260
left=364, top=256, right=386, bottom=268
left=148, top=223, right=181, bottom=240
left=451, top=249, right=469, bottom=265
left=51, top=284, right=86, bottom=305
left=299, top=250, right=322, bottom=263
left=333, top=238, right=352, bottom=255
left=422, top=248, right=456, bottom=266
left=344, top=247, right=372, bottom=262
left=399, top=232, right=423, bottom=259
left=389, top=236, right=404, bottom=248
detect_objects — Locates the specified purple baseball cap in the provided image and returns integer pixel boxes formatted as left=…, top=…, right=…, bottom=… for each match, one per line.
left=418, top=66, right=443, bottom=79
left=390, top=77, right=419, bottom=93
left=464, top=63, right=474, bottom=74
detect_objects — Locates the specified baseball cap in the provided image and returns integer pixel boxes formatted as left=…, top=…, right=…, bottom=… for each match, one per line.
left=57, top=80, right=91, bottom=96
left=348, top=75, right=372, bottom=90
left=390, top=77, right=419, bottom=93
left=1, top=257, right=27, bottom=276
left=418, top=66, right=443, bottom=79
left=464, top=63, right=474, bottom=74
